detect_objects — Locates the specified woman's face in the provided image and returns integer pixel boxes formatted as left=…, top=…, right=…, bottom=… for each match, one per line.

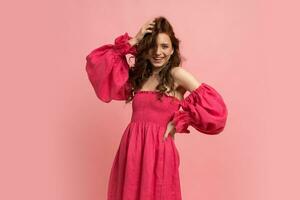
left=148, top=33, right=174, bottom=68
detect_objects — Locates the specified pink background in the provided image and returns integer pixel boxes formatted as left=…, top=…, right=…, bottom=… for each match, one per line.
left=1, top=0, right=299, bottom=199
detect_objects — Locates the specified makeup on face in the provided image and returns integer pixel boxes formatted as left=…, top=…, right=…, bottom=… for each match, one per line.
left=149, top=33, right=174, bottom=67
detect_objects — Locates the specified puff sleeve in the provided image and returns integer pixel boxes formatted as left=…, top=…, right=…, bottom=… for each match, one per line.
left=171, top=83, right=228, bottom=134
left=85, top=32, right=137, bottom=103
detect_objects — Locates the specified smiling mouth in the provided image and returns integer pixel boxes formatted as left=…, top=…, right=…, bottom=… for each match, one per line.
left=153, top=57, right=164, bottom=61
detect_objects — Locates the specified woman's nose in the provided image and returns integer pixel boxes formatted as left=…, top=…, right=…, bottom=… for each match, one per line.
left=155, top=47, right=162, bottom=55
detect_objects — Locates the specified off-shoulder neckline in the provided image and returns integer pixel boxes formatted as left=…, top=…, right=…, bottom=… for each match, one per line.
left=134, top=90, right=181, bottom=102
left=134, top=83, right=206, bottom=103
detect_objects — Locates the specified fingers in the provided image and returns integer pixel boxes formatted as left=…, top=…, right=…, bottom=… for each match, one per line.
left=147, top=18, right=155, bottom=24
left=163, top=131, right=169, bottom=140
left=163, top=133, right=175, bottom=140
left=148, top=23, right=155, bottom=28
left=145, top=24, right=155, bottom=33
left=145, top=29, right=153, bottom=34
left=144, top=19, right=155, bottom=31
left=163, top=129, right=176, bottom=140
left=163, top=121, right=176, bottom=140
left=149, top=20, right=155, bottom=25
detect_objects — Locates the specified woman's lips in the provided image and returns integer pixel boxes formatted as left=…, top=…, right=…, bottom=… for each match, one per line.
left=153, top=57, right=164, bottom=61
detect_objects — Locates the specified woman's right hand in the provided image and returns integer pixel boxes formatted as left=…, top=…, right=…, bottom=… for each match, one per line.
left=130, top=19, right=156, bottom=46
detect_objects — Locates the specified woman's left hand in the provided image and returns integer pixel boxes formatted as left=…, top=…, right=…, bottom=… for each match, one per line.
left=163, top=121, right=176, bottom=140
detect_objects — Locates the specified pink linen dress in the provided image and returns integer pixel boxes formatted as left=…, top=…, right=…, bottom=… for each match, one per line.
left=85, top=32, right=228, bottom=200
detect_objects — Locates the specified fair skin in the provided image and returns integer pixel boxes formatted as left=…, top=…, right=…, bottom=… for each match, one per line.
left=164, top=67, right=201, bottom=140
left=148, top=33, right=174, bottom=73
left=129, top=18, right=201, bottom=140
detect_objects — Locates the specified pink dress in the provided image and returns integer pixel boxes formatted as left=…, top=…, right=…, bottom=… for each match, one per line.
left=85, top=32, right=228, bottom=200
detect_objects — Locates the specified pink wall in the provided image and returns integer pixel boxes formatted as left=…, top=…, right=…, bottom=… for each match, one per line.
left=1, top=0, right=299, bottom=199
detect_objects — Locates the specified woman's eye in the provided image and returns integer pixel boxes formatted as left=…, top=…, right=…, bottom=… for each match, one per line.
left=162, top=46, right=168, bottom=49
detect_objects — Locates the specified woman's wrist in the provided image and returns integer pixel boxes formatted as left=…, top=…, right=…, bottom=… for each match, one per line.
left=128, top=37, right=139, bottom=47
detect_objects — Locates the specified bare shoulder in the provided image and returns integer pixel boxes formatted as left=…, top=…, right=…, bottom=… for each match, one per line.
left=171, top=66, right=201, bottom=92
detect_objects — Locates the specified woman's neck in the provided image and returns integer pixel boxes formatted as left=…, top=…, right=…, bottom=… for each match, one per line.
left=151, top=63, right=167, bottom=75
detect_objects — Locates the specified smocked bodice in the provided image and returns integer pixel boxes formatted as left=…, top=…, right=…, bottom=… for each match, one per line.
left=130, top=91, right=181, bottom=126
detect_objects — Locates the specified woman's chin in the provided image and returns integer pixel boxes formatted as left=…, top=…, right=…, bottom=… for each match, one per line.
left=150, top=61, right=166, bottom=67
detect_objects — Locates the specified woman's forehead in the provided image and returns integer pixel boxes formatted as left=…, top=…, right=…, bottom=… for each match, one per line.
left=156, top=33, right=172, bottom=44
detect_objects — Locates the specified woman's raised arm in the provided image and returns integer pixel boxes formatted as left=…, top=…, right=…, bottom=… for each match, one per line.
left=85, top=32, right=137, bottom=103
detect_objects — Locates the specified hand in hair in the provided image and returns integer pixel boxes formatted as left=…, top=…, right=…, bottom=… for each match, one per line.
left=129, top=18, right=156, bottom=46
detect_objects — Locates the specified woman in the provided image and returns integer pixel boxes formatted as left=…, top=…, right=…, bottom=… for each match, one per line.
left=85, top=16, right=228, bottom=200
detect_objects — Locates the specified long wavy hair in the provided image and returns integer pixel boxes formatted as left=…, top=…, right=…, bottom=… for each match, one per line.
left=125, top=16, right=184, bottom=103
